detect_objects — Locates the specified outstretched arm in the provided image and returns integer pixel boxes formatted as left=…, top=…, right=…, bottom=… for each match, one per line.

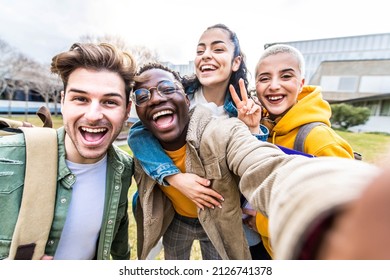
left=315, top=168, right=390, bottom=259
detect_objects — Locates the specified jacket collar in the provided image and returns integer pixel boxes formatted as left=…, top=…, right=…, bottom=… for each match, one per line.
left=186, top=105, right=214, bottom=150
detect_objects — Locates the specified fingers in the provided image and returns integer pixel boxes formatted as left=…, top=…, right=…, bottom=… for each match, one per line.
left=229, top=78, right=248, bottom=108
left=238, top=78, right=248, bottom=102
left=241, top=99, right=261, bottom=115
left=195, top=186, right=225, bottom=210
left=242, top=207, right=257, bottom=217
left=243, top=215, right=258, bottom=232
left=199, top=191, right=223, bottom=209
left=229, top=84, right=241, bottom=107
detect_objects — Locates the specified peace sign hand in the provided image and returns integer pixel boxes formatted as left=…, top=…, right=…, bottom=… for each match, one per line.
left=229, top=78, right=262, bottom=134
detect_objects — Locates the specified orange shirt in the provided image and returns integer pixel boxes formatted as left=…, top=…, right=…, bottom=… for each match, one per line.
left=158, top=145, right=198, bottom=218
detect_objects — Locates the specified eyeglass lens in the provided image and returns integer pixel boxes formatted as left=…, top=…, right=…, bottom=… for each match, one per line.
left=133, top=80, right=178, bottom=106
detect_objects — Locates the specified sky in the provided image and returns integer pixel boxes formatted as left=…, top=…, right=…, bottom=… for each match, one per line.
left=1, top=0, right=389, bottom=79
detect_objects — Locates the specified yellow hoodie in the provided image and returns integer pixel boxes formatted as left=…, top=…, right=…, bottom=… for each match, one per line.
left=264, top=85, right=354, bottom=157
left=256, top=85, right=354, bottom=258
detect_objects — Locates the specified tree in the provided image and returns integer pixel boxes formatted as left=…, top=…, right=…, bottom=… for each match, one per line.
left=330, top=103, right=371, bottom=130
left=0, top=37, right=62, bottom=116
left=79, top=34, right=160, bottom=67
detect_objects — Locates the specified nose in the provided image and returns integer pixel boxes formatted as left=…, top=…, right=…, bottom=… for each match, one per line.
left=84, top=100, right=104, bottom=122
left=269, top=77, right=281, bottom=90
left=148, top=88, right=167, bottom=105
left=201, top=49, right=212, bottom=61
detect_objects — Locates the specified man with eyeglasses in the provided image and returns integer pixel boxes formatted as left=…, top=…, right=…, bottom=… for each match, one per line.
left=130, top=63, right=388, bottom=260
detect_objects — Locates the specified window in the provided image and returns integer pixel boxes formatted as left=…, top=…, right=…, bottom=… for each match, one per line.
left=359, top=76, right=390, bottom=93
left=380, top=99, right=390, bottom=116
left=320, top=76, right=358, bottom=92
left=338, top=77, right=358, bottom=92
left=320, top=76, right=339, bottom=91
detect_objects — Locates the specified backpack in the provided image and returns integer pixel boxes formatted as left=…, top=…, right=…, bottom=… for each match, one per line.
left=293, top=121, right=362, bottom=160
left=0, top=106, right=58, bottom=260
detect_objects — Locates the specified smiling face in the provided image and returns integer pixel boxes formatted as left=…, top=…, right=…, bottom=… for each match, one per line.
left=255, top=52, right=305, bottom=119
left=195, top=27, right=241, bottom=93
left=61, top=68, right=130, bottom=164
left=135, top=68, right=190, bottom=151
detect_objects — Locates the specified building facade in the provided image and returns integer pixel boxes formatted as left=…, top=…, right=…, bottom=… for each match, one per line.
left=273, top=33, right=390, bottom=134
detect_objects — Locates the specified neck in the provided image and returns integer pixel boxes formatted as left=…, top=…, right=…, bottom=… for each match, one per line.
left=202, top=83, right=228, bottom=106
left=159, top=123, right=188, bottom=151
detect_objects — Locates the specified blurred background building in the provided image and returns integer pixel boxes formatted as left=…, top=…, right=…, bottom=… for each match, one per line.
left=266, top=33, right=390, bottom=133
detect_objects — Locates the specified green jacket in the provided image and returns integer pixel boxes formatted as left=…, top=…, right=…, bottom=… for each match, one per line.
left=0, top=127, right=133, bottom=260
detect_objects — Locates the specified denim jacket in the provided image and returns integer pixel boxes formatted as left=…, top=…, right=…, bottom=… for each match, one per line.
left=0, top=127, right=133, bottom=260
left=128, top=92, right=268, bottom=185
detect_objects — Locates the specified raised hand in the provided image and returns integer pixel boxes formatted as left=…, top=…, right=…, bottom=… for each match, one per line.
left=229, top=78, right=262, bottom=134
left=166, top=173, right=224, bottom=210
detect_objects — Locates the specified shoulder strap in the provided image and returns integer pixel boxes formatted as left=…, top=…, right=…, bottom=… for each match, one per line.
left=293, top=122, right=325, bottom=152
left=8, top=127, right=58, bottom=260
left=294, top=122, right=363, bottom=160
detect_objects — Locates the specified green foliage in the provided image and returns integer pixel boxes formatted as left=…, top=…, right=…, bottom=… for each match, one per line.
left=330, top=103, right=371, bottom=130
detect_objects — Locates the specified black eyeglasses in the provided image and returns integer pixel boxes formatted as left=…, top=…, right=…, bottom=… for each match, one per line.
left=131, top=80, right=183, bottom=107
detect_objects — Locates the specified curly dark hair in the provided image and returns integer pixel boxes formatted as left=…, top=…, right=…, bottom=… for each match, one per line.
left=136, top=62, right=182, bottom=81
left=132, top=63, right=183, bottom=92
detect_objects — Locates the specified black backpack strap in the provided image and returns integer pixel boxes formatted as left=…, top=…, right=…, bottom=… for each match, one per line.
left=293, top=122, right=326, bottom=152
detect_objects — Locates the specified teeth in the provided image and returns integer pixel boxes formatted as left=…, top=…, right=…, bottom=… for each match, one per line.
left=153, top=110, right=173, bottom=121
left=81, top=127, right=107, bottom=133
left=201, top=65, right=216, bottom=71
left=268, top=96, right=283, bottom=101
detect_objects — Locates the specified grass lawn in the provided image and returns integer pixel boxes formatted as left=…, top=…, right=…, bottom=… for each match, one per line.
left=336, top=130, right=390, bottom=163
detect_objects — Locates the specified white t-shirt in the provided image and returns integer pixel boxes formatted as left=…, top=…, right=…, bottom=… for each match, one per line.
left=54, top=155, right=107, bottom=260
left=189, top=88, right=227, bottom=118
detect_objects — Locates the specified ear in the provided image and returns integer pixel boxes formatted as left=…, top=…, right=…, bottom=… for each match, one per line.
left=60, top=90, right=65, bottom=114
left=125, top=100, right=132, bottom=121
left=232, top=56, right=242, bottom=72
left=299, top=78, right=305, bottom=92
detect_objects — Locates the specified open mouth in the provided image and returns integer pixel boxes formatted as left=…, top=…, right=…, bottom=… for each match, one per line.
left=266, top=95, right=284, bottom=103
left=152, top=110, right=174, bottom=128
left=80, top=127, right=108, bottom=142
left=200, top=64, right=217, bottom=72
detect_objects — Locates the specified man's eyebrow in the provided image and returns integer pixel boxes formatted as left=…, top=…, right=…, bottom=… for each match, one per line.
left=68, top=88, right=87, bottom=94
left=68, top=88, right=124, bottom=99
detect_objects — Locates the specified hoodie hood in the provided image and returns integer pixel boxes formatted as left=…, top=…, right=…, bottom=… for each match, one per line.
left=267, top=85, right=331, bottom=137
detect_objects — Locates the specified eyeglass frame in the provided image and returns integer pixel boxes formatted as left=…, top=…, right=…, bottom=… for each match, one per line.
left=130, top=80, right=185, bottom=107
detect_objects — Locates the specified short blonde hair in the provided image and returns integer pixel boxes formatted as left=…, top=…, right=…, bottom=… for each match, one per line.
left=255, top=44, right=305, bottom=78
